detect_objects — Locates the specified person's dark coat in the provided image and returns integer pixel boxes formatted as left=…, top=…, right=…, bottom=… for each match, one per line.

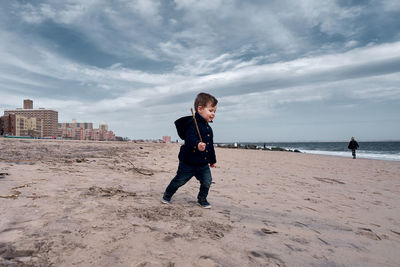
left=348, top=140, right=359, bottom=150
left=175, top=112, right=216, bottom=166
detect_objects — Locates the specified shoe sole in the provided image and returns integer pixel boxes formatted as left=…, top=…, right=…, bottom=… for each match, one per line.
left=198, top=203, right=211, bottom=209
left=161, top=199, right=171, bottom=204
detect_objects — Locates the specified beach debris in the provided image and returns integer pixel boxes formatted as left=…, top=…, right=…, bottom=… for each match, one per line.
left=285, top=243, right=305, bottom=252
left=261, top=228, right=278, bottom=235
left=318, top=237, right=330, bottom=245
left=12, top=183, right=33, bottom=190
left=117, top=155, right=154, bottom=176
left=313, top=177, right=345, bottom=184
left=0, top=172, right=9, bottom=179
left=0, top=190, right=21, bottom=199
left=356, top=227, right=381, bottom=240
left=390, top=230, right=400, bottom=236
left=294, top=221, right=308, bottom=227
left=26, top=193, right=47, bottom=199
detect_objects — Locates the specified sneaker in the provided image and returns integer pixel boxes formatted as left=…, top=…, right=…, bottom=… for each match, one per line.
left=198, top=199, right=211, bottom=209
left=161, top=196, right=171, bottom=204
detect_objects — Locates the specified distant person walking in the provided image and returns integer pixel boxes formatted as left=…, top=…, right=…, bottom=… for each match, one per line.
left=348, top=137, right=359, bottom=159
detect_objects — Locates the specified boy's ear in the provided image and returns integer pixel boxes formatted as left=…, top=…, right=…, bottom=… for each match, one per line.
left=197, top=106, right=203, bottom=112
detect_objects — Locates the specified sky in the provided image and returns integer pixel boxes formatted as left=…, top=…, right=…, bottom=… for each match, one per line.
left=1, top=0, right=400, bottom=142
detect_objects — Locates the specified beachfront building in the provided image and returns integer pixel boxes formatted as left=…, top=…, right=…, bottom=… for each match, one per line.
left=0, top=114, right=43, bottom=137
left=162, top=136, right=171, bottom=143
left=4, top=100, right=58, bottom=137
left=99, top=122, right=108, bottom=131
left=0, top=114, right=16, bottom=136
left=58, top=119, right=93, bottom=130
left=58, top=119, right=116, bottom=141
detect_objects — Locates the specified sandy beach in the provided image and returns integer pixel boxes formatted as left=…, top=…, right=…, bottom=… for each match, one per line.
left=0, top=138, right=399, bottom=266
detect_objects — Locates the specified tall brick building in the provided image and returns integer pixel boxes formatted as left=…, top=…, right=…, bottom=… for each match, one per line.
left=4, top=100, right=58, bottom=137
left=0, top=114, right=43, bottom=137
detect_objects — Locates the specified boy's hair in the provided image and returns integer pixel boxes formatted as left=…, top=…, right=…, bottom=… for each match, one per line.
left=194, top=92, right=218, bottom=110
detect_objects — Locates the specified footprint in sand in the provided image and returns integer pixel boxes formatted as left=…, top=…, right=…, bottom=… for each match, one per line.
left=195, top=255, right=221, bottom=267
left=217, top=209, right=230, bottom=219
left=192, top=221, right=232, bottom=240
left=247, top=251, right=285, bottom=266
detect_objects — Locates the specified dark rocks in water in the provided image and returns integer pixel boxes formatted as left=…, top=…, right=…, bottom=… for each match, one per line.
left=270, top=147, right=287, bottom=151
left=223, top=144, right=238, bottom=149
left=215, top=144, right=301, bottom=153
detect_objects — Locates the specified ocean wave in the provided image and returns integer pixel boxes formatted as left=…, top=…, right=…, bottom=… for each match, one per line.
left=300, top=150, right=400, bottom=161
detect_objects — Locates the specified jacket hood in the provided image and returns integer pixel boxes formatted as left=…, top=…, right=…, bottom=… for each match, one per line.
left=174, top=115, right=193, bottom=140
left=174, top=112, right=207, bottom=140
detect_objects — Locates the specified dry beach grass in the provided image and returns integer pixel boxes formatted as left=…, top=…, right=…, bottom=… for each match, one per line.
left=0, top=138, right=399, bottom=266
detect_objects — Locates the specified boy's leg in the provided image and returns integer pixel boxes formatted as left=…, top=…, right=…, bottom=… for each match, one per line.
left=195, top=164, right=212, bottom=202
left=164, top=161, right=195, bottom=200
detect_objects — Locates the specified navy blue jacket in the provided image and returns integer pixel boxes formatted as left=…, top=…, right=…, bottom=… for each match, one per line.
left=175, top=112, right=216, bottom=166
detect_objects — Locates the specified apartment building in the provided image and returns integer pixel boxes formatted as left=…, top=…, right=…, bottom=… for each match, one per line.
left=0, top=114, right=43, bottom=137
left=59, top=119, right=93, bottom=130
left=58, top=119, right=115, bottom=141
left=4, top=100, right=58, bottom=137
left=0, top=114, right=16, bottom=136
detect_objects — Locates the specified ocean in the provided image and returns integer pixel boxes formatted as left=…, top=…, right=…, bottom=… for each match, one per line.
left=224, top=141, right=400, bottom=161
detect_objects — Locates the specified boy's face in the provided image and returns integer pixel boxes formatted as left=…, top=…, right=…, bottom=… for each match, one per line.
left=197, top=102, right=217, bottom=122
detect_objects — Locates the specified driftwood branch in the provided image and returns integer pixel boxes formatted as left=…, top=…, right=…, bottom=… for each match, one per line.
left=117, top=155, right=154, bottom=176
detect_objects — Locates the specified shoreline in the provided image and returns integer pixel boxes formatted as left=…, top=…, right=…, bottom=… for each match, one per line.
left=216, top=142, right=400, bottom=162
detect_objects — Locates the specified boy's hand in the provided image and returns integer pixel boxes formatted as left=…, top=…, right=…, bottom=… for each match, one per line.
left=210, top=163, right=216, bottom=168
left=198, top=142, right=206, bottom=151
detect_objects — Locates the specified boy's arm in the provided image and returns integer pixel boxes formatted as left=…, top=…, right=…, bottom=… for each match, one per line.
left=209, top=128, right=216, bottom=165
left=209, top=143, right=216, bottom=165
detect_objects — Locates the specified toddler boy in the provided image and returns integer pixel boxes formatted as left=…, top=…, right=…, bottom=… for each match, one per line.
left=162, top=92, right=218, bottom=208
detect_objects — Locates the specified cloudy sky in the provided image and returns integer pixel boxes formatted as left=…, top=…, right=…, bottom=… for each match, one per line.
left=1, top=0, right=399, bottom=142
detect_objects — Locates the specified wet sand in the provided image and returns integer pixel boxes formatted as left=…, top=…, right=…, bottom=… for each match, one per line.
left=0, top=138, right=399, bottom=266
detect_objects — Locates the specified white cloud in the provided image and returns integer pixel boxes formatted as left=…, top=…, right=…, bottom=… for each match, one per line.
left=127, top=0, right=162, bottom=24
left=18, top=1, right=98, bottom=24
left=382, top=0, right=400, bottom=11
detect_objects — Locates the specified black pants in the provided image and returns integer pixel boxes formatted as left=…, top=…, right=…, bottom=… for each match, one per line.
left=164, top=161, right=212, bottom=201
left=352, top=149, right=356, bottom=159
